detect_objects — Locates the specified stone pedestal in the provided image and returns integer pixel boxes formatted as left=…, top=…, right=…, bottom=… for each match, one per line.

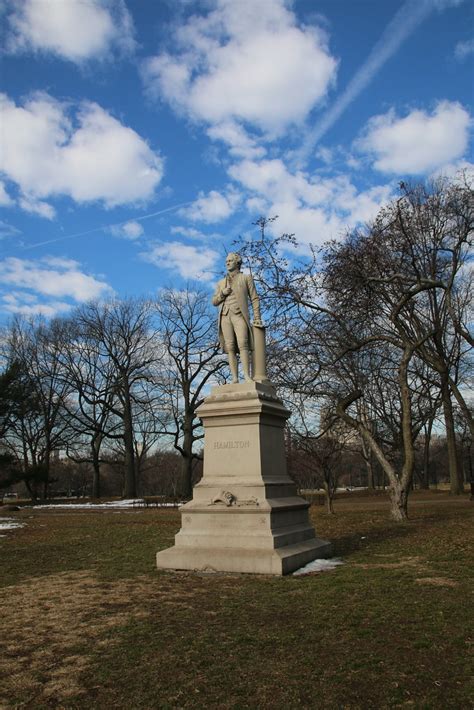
left=156, top=382, right=331, bottom=575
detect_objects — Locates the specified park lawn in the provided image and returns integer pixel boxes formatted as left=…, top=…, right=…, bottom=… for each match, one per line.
left=0, top=492, right=472, bottom=709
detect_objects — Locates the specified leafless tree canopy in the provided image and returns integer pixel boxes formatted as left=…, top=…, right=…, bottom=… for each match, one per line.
left=1, top=178, right=472, bottom=515
left=0, top=288, right=223, bottom=500
left=235, top=177, right=473, bottom=519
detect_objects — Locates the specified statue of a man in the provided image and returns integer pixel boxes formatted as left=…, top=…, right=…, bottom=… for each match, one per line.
left=212, top=252, right=263, bottom=383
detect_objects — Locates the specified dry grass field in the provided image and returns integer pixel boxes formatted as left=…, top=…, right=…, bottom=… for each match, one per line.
left=0, top=491, right=473, bottom=709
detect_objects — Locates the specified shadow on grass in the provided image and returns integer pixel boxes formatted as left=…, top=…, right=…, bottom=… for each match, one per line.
left=312, top=501, right=470, bottom=560
left=330, top=524, right=412, bottom=557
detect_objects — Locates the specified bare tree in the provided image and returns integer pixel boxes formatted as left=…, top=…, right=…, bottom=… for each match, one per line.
left=54, top=317, right=121, bottom=498
left=0, top=360, right=22, bottom=441
left=132, top=391, right=168, bottom=494
left=3, top=317, right=72, bottom=499
left=109, top=384, right=167, bottom=495
left=355, top=402, right=376, bottom=489
left=73, top=299, right=159, bottom=498
left=363, top=178, right=473, bottom=492
left=235, top=195, right=467, bottom=520
left=454, top=405, right=474, bottom=499
left=290, top=400, right=349, bottom=513
left=0, top=359, right=42, bottom=494
left=155, top=287, right=226, bottom=498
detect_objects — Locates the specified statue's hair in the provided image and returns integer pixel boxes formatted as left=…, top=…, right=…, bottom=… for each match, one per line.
left=227, top=252, right=242, bottom=266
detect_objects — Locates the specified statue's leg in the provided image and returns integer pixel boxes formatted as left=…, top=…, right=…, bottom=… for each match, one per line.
left=240, top=349, right=253, bottom=383
left=221, top=314, right=239, bottom=383
left=227, top=350, right=239, bottom=383
left=233, top=316, right=252, bottom=382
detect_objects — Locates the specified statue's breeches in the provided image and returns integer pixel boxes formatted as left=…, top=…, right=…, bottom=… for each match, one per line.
left=221, top=311, right=249, bottom=352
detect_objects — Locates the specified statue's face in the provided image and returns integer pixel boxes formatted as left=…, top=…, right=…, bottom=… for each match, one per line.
left=226, top=254, right=240, bottom=272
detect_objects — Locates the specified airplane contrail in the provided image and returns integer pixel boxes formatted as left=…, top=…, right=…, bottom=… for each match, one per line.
left=294, top=0, right=448, bottom=165
left=21, top=200, right=194, bottom=250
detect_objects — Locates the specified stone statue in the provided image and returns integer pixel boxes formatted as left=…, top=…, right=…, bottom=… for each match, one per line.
left=157, top=253, right=331, bottom=577
left=212, top=252, right=263, bottom=383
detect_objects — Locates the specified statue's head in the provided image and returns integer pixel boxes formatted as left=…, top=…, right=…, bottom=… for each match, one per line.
left=226, top=252, right=242, bottom=272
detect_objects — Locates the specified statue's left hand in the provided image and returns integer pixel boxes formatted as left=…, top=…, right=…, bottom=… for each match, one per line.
left=253, top=318, right=264, bottom=328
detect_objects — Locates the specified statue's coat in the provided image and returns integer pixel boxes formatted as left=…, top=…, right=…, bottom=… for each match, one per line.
left=212, top=272, right=260, bottom=353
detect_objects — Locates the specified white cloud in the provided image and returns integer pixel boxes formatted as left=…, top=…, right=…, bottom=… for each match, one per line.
left=109, top=220, right=144, bottom=240
left=311, top=144, right=361, bottom=170
left=454, top=38, right=474, bottom=61
left=269, top=200, right=345, bottom=245
left=229, top=157, right=393, bottom=245
left=246, top=196, right=268, bottom=214
left=339, top=184, right=393, bottom=224
left=207, top=121, right=266, bottom=159
left=0, top=182, right=14, bottom=206
left=0, top=92, right=164, bottom=209
left=2, top=293, right=72, bottom=317
left=18, top=194, right=56, bottom=220
left=357, top=101, right=472, bottom=174
left=346, top=155, right=362, bottom=170
left=229, top=158, right=332, bottom=206
left=4, top=291, right=37, bottom=305
left=0, top=256, right=113, bottom=303
left=431, top=159, right=474, bottom=182
left=141, top=241, right=219, bottom=280
left=6, top=0, right=136, bottom=63
left=180, top=188, right=241, bottom=224
left=0, top=221, right=21, bottom=240
left=315, top=146, right=334, bottom=165
left=296, top=0, right=440, bottom=162
left=122, top=221, right=144, bottom=239
left=170, top=226, right=208, bottom=239
left=142, top=0, right=337, bottom=136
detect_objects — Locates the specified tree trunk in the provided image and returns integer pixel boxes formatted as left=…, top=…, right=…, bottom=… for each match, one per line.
left=134, top=454, right=143, bottom=498
left=449, top=376, right=474, bottom=439
left=385, top=345, right=414, bottom=521
left=180, top=417, right=194, bottom=499
left=466, top=442, right=473, bottom=501
left=421, top=418, right=433, bottom=490
left=25, top=478, right=36, bottom=502
left=366, top=457, right=374, bottom=490
left=388, top=483, right=409, bottom=521
left=42, top=448, right=51, bottom=500
left=440, top=374, right=463, bottom=494
left=91, top=436, right=101, bottom=499
left=180, top=454, right=193, bottom=500
left=337, top=402, right=405, bottom=519
left=336, top=378, right=414, bottom=522
left=325, top=490, right=335, bottom=514
left=122, top=384, right=136, bottom=499
left=359, top=411, right=375, bottom=489
left=359, top=434, right=375, bottom=489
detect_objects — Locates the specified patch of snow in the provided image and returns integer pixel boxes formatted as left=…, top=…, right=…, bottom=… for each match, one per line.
left=293, top=558, right=344, bottom=576
left=0, top=518, right=26, bottom=531
left=336, top=486, right=368, bottom=492
left=32, top=499, right=182, bottom=510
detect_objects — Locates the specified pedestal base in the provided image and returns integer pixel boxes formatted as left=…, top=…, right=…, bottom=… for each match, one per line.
left=156, top=537, right=331, bottom=576
left=156, top=382, right=332, bottom=576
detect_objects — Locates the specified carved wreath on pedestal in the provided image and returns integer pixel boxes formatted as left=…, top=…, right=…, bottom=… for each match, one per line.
left=210, top=491, right=259, bottom=507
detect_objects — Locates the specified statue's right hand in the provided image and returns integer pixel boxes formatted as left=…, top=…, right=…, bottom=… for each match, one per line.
left=222, top=287, right=232, bottom=296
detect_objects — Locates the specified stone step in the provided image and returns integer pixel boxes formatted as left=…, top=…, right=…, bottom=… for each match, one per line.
left=174, top=524, right=317, bottom=551
left=156, top=536, right=331, bottom=576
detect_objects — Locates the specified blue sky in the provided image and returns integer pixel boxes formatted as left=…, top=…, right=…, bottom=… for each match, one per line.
left=0, top=0, right=473, bottom=323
